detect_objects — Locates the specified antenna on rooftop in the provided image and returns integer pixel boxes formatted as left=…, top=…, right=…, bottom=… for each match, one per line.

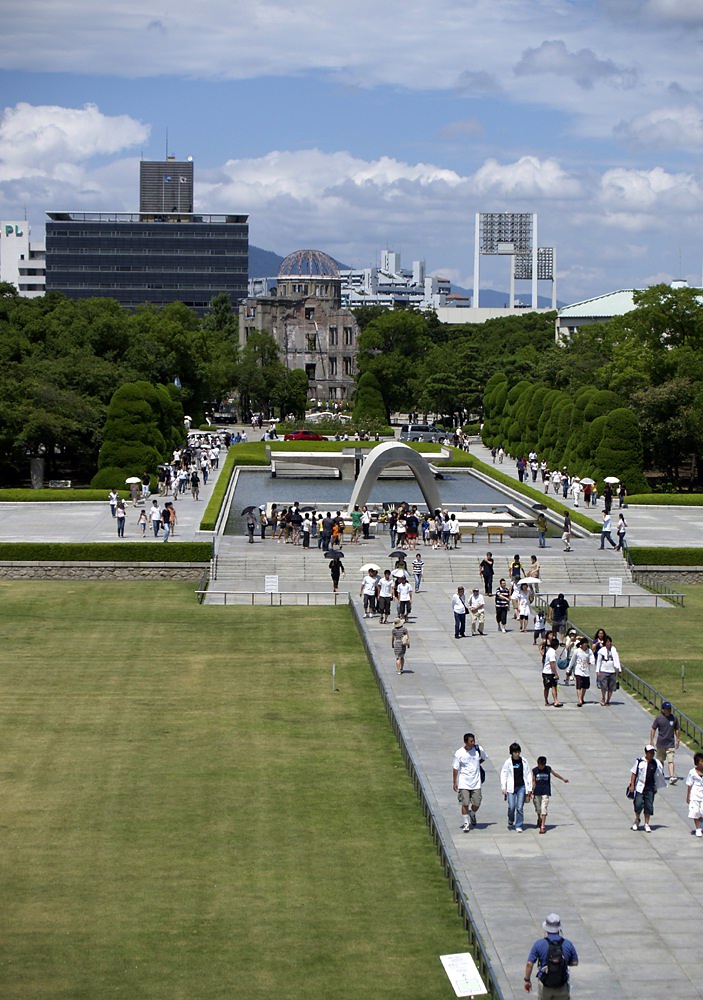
left=165, top=127, right=169, bottom=159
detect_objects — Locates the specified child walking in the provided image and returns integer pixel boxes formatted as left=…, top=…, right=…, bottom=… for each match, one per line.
left=532, top=756, right=569, bottom=834
left=686, top=752, right=703, bottom=838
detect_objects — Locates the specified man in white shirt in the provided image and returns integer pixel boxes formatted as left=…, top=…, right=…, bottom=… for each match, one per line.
left=451, top=587, right=467, bottom=638
left=359, top=570, right=378, bottom=618
left=452, top=733, right=487, bottom=832
left=596, top=635, right=622, bottom=706
left=377, top=569, right=394, bottom=624
left=468, top=587, right=485, bottom=636
left=396, top=577, right=413, bottom=621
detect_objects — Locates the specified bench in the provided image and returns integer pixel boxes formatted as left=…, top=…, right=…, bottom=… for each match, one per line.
left=459, top=529, right=476, bottom=544
left=487, top=526, right=505, bottom=544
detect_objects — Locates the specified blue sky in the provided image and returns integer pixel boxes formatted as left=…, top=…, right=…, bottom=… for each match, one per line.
left=2, top=0, right=703, bottom=301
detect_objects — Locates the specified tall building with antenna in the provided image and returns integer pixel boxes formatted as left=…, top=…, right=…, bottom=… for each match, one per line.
left=45, top=157, right=248, bottom=315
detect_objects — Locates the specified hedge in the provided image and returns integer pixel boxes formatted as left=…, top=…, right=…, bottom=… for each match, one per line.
left=628, top=547, right=703, bottom=566
left=199, top=444, right=269, bottom=532
left=0, top=489, right=107, bottom=502
left=627, top=494, right=703, bottom=506
left=0, top=542, right=211, bottom=562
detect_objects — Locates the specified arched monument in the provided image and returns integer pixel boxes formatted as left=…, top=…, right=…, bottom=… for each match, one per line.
left=349, top=442, right=442, bottom=512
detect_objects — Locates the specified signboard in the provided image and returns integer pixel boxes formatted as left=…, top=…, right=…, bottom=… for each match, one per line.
left=440, top=953, right=488, bottom=997
left=264, top=575, right=279, bottom=593
left=608, top=576, right=623, bottom=595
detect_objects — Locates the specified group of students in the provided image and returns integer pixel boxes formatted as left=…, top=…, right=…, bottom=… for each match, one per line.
left=537, top=624, right=623, bottom=709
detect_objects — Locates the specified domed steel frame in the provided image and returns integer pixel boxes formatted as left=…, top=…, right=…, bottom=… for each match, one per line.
left=278, top=249, right=339, bottom=278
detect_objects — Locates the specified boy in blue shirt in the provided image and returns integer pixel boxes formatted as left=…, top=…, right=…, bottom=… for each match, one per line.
left=532, top=756, right=569, bottom=834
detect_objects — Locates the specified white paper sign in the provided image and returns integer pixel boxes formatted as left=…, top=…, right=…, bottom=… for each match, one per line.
left=440, top=952, right=488, bottom=997
left=264, top=575, right=279, bottom=593
left=608, top=576, right=623, bottom=595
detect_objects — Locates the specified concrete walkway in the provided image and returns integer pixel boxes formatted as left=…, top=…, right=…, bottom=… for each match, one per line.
left=469, top=437, right=703, bottom=548
left=359, top=586, right=703, bottom=1000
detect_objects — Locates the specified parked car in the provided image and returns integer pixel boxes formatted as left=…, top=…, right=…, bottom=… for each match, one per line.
left=283, top=430, right=327, bottom=441
left=398, top=423, right=440, bottom=442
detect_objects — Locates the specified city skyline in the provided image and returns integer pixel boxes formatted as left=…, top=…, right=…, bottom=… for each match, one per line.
left=2, top=0, right=703, bottom=303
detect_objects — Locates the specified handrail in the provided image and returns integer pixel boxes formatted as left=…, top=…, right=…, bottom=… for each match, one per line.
left=349, top=597, right=505, bottom=999
left=561, top=619, right=702, bottom=751
left=195, top=589, right=348, bottom=606
left=535, top=590, right=684, bottom=608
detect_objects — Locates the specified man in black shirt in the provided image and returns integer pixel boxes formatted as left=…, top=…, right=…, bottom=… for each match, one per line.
left=548, top=593, right=570, bottom=639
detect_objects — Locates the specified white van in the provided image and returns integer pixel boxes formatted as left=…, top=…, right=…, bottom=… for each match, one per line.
left=399, top=423, right=441, bottom=442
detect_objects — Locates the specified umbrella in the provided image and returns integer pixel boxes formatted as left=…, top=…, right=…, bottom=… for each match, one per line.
left=125, top=476, right=142, bottom=484
left=580, top=477, right=595, bottom=485
left=241, top=505, right=257, bottom=515
left=604, top=476, right=620, bottom=484
left=531, top=503, right=547, bottom=511
left=524, top=577, right=543, bottom=585
left=184, top=415, right=192, bottom=421
left=389, top=549, right=407, bottom=558
left=324, top=550, right=344, bottom=560
left=391, top=568, right=407, bottom=578
left=360, top=563, right=381, bottom=574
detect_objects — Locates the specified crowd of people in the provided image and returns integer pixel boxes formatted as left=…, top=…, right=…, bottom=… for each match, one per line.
left=490, top=445, right=629, bottom=510
left=106, top=431, right=226, bottom=539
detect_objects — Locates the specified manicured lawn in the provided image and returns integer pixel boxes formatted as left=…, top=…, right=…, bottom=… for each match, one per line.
left=570, top=585, right=703, bottom=729
left=0, top=584, right=467, bottom=1000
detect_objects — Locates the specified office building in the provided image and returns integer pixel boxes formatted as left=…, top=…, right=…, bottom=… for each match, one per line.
left=44, top=158, right=248, bottom=315
left=0, top=221, right=45, bottom=297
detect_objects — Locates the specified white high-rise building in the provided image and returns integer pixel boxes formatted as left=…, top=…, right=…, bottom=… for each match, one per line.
left=0, top=221, right=46, bottom=297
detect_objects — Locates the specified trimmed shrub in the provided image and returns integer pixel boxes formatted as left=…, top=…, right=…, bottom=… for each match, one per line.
left=594, top=408, right=649, bottom=494
left=629, top=547, right=703, bottom=565
left=352, top=371, right=388, bottom=424
left=0, top=542, right=211, bottom=562
left=627, top=494, right=703, bottom=506
left=0, top=489, right=108, bottom=502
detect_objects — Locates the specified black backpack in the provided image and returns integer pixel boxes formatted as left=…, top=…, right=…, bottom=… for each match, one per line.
left=541, top=939, right=567, bottom=988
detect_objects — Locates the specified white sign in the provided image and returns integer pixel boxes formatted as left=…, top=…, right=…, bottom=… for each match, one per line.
left=264, top=575, right=279, bottom=593
left=440, top=953, right=488, bottom=997
left=608, top=576, right=623, bottom=595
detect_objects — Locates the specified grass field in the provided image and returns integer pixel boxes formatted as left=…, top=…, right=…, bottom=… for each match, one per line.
left=570, top=585, right=703, bottom=729
left=0, top=583, right=468, bottom=1000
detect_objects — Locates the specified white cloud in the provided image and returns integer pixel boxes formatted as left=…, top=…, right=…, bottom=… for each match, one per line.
left=616, top=103, right=703, bottom=149
left=599, top=166, right=703, bottom=210
left=0, top=103, right=149, bottom=181
left=514, top=39, right=637, bottom=89
left=642, top=0, right=703, bottom=25
left=470, top=156, right=583, bottom=199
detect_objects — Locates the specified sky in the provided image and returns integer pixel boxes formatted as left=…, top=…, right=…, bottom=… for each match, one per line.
left=2, top=0, right=703, bottom=303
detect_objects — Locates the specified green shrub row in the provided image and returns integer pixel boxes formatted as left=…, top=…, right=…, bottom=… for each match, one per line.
left=0, top=489, right=107, bottom=502
left=627, top=494, right=703, bottom=506
left=629, top=547, right=703, bottom=566
left=481, top=373, right=649, bottom=494
left=199, top=445, right=270, bottom=531
left=0, top=542, right=212, bottom=562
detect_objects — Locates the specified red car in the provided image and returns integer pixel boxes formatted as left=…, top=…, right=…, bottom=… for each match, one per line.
left=284, top=430, right=327, bottom=441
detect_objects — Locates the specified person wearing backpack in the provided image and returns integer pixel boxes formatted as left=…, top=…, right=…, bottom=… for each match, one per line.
left=524, top=913, right=578, bottom=997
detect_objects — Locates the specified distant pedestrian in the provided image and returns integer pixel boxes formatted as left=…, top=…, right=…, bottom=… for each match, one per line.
left=569, top=637, right=595, bottom=707
left=468, top=587, right=485, bottom=636
left=548, top=593, right=570, bottom=639
left=246, top=511, right=256, bottom=543
left=532, top=757, right=569, bottom=834
left=542, top=637, right=561, bottom=708
left=391, top=617, right=409, bottom=675
left=595, top=635, right=622, bottom=706
left=494, top=578, right=511, bottom=633
left=149, top=499, right=162, bottom=537
left=628, top=744, right=666, bottom=832
left=137, top=509, right=147, bottom=538
left=685, top=752, right=703, bottom=838
left=452, top=733, right=487, bottom=833
left=562, top=511, right=572, bottom=552
left=533, top=610, right=546, bottom=645
left=518, top=582, right=532, bottom=633
left=190, top=470, right=200, bottom=501
left=115, top=501, right=126, bottom=537
left=360, top=570, right=378, bottom=618
left=329, top=558, right=344, bottom=593
left=650, top=700, right=680, bottom=784
left=377, top=569, right=394, bottom=623
left=536, top=513, right=547, bottom=548
left=479, top=551, right=494, bottom=595
left=162, top=502, right=173, bottom=542
left=412, top=553, right=424, bottom=592
left=108, top=489, right=119, bottom=518
left=451, top=587, right=468, bottom=638
left=615, top=512, right=628, bottom=550
left=524, top=913, right=578, bottom=996
left=600, top=510, right=616, bottom=549
left=500, top=742, right=533, bottom=832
